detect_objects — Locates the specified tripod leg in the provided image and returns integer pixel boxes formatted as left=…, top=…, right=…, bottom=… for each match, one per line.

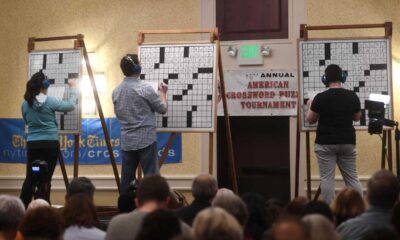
left=58, top=152, right=69, bottom=189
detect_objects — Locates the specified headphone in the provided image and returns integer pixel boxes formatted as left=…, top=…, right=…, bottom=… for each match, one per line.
left=321, top=69, right=347, bottom=86
left=39, top=70, right=50, bottom=89
left=125, top=55, right=141, bottom=74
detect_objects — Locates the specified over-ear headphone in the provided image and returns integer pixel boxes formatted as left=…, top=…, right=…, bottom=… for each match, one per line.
left=321, top=69, right=347, bottom=86
left=39, top=70, right=50, bottom=89
left=125, top=55, right=141, bottom=74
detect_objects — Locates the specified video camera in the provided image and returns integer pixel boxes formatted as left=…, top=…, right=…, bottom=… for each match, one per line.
left=365, top=99, right=396, bottom=134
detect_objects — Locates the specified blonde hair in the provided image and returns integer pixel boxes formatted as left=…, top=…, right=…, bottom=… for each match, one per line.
left=192, top=207, right=243, bottom=240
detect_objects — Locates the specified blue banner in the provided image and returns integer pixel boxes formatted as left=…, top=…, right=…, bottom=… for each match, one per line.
left=0, top=118, right=181, bottom=165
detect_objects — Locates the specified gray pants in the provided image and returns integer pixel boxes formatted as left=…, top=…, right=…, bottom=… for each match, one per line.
left=315, top=144, right=363, bottom=204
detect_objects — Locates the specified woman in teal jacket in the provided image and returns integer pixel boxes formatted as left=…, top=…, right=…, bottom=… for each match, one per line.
left=20, top=70, right=77, bottom=207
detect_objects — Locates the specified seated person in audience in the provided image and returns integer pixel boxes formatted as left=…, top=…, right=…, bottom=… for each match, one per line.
left=303, top=200, right=335, bottom=223
left=136, top=209, right=182, bottom=240
left=280, top=196, right=309, bottom=219
left=265, top=198, right=284, bottom=230
left=391, top=201, right=400, bottom=236
left=106, top=175, right=189, bottom=240
left=331, top=187, right=366, bottom=226
left=19, top=206, right=64, bottom=240
left=0, top=195, right=25, bottom=240
left=361, top=227, right=400, bottom=240
left=27, top=198, right=50, bottom=212
left=337, top=170, right=400, bottom=240
left=241, top=192, right=269, bottom=240
left=302, top=214, right=340, bottom=240
left=192, top=207, right=243, bottom=240
left=63, top=193, right=105, bottom=240
left=66, top=176, right=96, bottom=199
left=175, top=173, right=217, bottom=226
left=212, top=192, right=249, bottom=227
left=265, top=218, right=308, bottom=240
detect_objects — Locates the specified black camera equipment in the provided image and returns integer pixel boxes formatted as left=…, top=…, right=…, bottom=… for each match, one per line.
left=31, top=160, right=50, bottom=201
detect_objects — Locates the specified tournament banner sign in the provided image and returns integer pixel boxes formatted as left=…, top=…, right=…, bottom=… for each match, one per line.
left=217, top=69, right=298, bottom=116
left=0, top=118, right=181, bottom=165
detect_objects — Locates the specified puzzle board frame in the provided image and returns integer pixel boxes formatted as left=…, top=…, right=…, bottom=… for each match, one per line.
left=298, top=37, right=393, bottom=131
left=138, top=43, right=218, bottom=132
left=28, top=48, right=83, bottom=134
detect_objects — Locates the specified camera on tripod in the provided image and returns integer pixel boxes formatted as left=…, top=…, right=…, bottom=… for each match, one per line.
left=365, top=94, right=395, bottom=134
left=31, top=160, right=50, bottom=201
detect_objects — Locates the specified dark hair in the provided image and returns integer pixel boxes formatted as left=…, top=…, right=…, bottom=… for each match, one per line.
left=66, top=177, right=96, bottom=198
left=368, top=170, right=400, bottom=208
left=192, top=174, right=218, bottom=202
left=136, top=209, right=182, bottom=240
left=265, top=198, right=284, bottom=229
left=120, top=54, right=139, bottom=77
left=325, top=64, right=343, bottom=84
left=24, top=71, right=46, bottom=107
left=362, top=227, right=400, bottom=240
left=241, top=192, right=268, bottom=239
left=391, top=201, right=400, bottom=235
left=63, top=193, right=100, bottom=228
left=302, top=200, right=334, bottom=222
left=136, top=175, right=170, bottom=205
left=19, top=206, right=64, bottom=240
left=281, top=196, right=309, bottom=219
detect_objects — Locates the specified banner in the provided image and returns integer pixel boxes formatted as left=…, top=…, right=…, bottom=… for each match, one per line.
left=217, top=69, right=298, bottom=116
left=0, top=118, right=181, bottom=164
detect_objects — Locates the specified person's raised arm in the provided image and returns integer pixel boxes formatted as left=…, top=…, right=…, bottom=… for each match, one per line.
left=51, top=79, right=77, bottom=112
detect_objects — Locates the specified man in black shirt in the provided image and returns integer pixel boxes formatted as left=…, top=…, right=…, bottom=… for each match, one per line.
left=306, top=64, right=362, bottom=204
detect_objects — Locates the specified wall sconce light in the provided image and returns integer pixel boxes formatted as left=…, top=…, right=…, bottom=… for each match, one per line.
left=227, top=46, right=238, bottom=57
left=261, top=45, right=271, bottom=56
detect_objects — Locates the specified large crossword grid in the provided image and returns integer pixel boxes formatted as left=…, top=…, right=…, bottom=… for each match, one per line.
left=139, top=44, right=216, bottom=132
left=29, top=49, right=82, bottom=133
left=299, top=38, right=392, bottom=131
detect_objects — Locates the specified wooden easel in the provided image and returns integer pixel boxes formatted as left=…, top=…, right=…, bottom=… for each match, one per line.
left=27, top=34, right=121, bottom=191
left=294, top=22, right=394, bottom=200
left=136, top=28, right=239, bottom=193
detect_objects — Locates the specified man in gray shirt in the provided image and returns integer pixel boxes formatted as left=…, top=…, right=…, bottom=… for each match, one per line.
left=112, top=54, right=168, bottom=193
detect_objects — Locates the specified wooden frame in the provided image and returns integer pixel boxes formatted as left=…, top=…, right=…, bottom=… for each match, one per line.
left=27, top=34, right=121, bottom=191
left=137, top=28, right=238, bottom=193
left=294, top=22, right=393, bottom=199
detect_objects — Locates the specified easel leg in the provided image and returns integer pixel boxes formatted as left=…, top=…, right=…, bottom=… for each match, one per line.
left=73, top=135, right=80, bottom=177
left=295, top=119, right=301, bottom=197
left=306, top=132, right=311, bottom=199
left=381, top=131, right=387, bottom=169
left=209, top=132, right=214, bottom=175
left=159, top=133, right=177, bottom=168
left=58, top=151, right=69, bottom=189
left=388, top=130, right=393, bottom=171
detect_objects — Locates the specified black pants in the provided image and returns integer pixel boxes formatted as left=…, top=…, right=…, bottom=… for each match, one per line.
left=20, top=147, right=58, bottom=207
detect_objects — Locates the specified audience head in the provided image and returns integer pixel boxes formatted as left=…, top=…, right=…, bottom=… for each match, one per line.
left=212, top=193, right=249, bottom=226
left=267, top=218, right=308, bottom=240
left=241, top=192, right=268, bottom=239
left=192, top=173, right=218, bottom=202
left=331, top=187, right=365, bottom=226
left=0, top=195, right=25, bottom=240
left=303, top=200, right=334, bottom=223
left=265, top=198, right=284, bottom=229
left=367, top=170, right=400, bottom=208
left=281, top=196, right=309, bottom=219
left=63, top=193, right=99, bottom=228
left=136, top=209, right=182, bottom=240
left=391, top=201, right=400, bottom=235
left=27, top=198, right=50, bottom=212
left=66, top=177, right=96, bottom=199
left=120, top=54, right=140, bottom=77
left=215, top=188, right=235, bottom=198
left=19, top=206, right=64, bottom=240
left=192, top=207, right=243, bottom=240
left=136, top=175, right=171, bottom=208
left=302, top=214, right=340, bottom=240
left=362, top=227, right=400, bottom=240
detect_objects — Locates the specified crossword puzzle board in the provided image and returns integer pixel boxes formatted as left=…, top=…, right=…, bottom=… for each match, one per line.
left=298, top=38, right=392, bottom=131
left=139, top=43, right=217, bottom=132
left=28, top=49, right=82, bottom=134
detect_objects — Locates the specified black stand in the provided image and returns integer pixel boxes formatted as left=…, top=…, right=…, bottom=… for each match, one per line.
left=395, top=123, right=400, bottom=179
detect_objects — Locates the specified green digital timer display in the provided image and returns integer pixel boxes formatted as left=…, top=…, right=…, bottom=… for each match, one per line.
left=240, top=45, right=260, bottom=59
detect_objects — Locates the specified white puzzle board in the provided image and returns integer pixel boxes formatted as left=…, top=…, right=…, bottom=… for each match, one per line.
left=139, top=43, right=217, bottom=132
left=28, top=49, right=82, bottom=134
left=298, top=38, right=392, bottom=131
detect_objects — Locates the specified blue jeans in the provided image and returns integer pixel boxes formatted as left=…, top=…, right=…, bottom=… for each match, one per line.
left=120, top=142, right=159, bottom=193
left=315, top=144, right=363, bottom=204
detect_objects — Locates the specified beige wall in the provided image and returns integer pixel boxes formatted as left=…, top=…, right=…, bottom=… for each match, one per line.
left=307, top=0, right=400, bottom=177
left=0, top=0, right=203, bottom=204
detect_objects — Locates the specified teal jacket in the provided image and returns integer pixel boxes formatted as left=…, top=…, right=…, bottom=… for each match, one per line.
left=21, top=89, right=77, bottom=142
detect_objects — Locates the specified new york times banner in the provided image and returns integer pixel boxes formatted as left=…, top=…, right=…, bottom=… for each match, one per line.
left=217, top=69, right=298, bottom=116
left=0, top=118, right=181, bottom=164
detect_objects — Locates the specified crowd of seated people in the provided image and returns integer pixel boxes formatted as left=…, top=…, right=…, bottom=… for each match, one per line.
left=1, top=169, right=400, bottom=240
